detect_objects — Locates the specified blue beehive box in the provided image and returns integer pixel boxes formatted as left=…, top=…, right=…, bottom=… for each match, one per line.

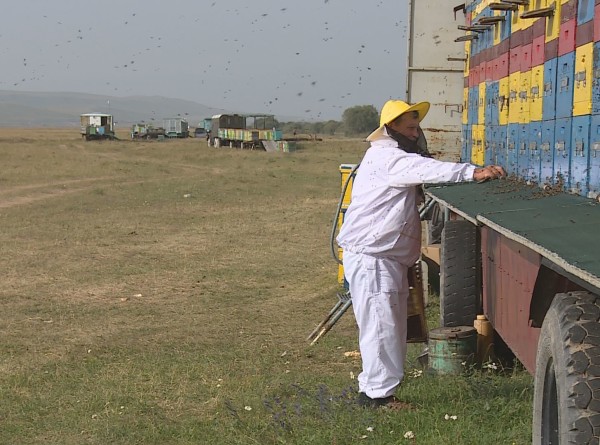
left=543, top=58, right=558, bottom=120
left=496, top=125, right=508, bottom=168
left=592, top=42, right=600, bottom=115
left=486, top=125, right=496, bottom=165
left=518, top=123, right=531, bottom=180
left=529, top=121, right=542, bottom=183
left=555, top=52, right=575, bottom=119
left=554, top=117, right=573, bottom=189
left=462, top=124, right=472, bottom=163
left=488, top=81, right=499, bottom=125
left=541, top=120, right=555, bottom=186
left=570, top=115, right=591, bottom=196
left=469, top=86, right=479, bottom=125
left=577, top=0, right=595, bottom=25
left=589, top=114, right=600, bottom=198
left=507, top=123, right=520, bottom=176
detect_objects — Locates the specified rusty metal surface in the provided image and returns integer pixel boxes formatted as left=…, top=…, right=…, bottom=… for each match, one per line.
left=481, top=228, right=541, bottom=374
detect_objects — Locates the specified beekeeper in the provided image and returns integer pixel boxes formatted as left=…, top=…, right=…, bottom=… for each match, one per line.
left=336, top=100, right=505, bottom=408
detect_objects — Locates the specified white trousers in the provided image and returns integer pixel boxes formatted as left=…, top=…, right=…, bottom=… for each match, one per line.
left=343, top=251, right=408, bottom=399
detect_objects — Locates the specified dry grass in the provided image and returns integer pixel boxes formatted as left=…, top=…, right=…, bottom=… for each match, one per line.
left=0, top=129, right=532, bottom=445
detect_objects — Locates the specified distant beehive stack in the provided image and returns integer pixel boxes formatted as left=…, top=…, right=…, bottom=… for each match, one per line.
left=460, top=0, right=600, bottom=198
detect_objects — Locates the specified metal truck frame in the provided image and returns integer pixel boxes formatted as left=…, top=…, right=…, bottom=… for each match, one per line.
left=407, top=0, right=600, bottom=443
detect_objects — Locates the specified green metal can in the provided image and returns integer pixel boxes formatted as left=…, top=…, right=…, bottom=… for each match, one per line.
left=427, top=326, right=477, bottom=375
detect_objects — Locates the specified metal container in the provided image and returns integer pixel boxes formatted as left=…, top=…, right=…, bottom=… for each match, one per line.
left=428, top=326, right=477, bottom=375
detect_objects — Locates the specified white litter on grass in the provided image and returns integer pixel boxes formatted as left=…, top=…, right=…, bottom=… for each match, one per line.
left=444, top=414, right=458, bottom=420
left=366, top=426, right=374, bottom=432
left=403, top=431, right=415, bottom=439
left=184, top=194, right=191, bottom=198
left=408, top=369, right=423, bottom=378
left=244, top=406, right=252, bottom=411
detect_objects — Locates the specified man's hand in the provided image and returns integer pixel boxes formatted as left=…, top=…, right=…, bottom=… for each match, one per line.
left=473, top=165, right=506, bottom=182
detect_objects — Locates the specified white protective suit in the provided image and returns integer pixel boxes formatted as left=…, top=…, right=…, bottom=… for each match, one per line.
left=336, top=135, right=476, bottom=399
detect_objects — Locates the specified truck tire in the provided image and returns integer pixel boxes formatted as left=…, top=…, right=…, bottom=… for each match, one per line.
left=439, top=220, right=480, bottom=327
left=533, top=291, right=600, bottom=445
left=428, top=202, right=444, bottom=245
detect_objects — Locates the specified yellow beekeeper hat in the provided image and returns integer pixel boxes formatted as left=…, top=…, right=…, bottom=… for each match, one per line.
left=366, top=100, right=430, bottom=141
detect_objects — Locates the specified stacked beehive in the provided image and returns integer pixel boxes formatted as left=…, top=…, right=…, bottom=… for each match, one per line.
left=461, top=0, right=600, bottom=197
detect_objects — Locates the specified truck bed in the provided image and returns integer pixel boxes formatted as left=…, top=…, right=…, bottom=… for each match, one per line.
left=426, top=180, right=600, bottom=290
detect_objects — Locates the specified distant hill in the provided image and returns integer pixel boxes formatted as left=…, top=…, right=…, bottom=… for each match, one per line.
left=0, top=90, right=229, bottom=128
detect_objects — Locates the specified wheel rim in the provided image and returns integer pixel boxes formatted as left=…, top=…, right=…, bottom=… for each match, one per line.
left=541, top=358, right=559, bottom=444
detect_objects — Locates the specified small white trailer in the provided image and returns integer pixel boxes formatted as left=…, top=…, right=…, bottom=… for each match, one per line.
left=80, top=113, right=115, bottom=141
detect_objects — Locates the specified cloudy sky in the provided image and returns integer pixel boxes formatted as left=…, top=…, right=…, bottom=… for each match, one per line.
left=2, top=0, right=410, bottom=121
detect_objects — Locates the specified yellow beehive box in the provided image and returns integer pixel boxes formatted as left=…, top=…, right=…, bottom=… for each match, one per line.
left=519, top=70, right=531, bottom=124
left=337, top=247, right=345, bottom=285
left=337, top=164, right=357, bottom=285
left=509, top=71, right=521, bottom=124
left=493, top=10, right=504, bottom=46
left=511, top=5, right=522, bottom=33
left=499, top=76, right=510, bottom=125
left=573, top=42, right=593, bottom=116
left=471, top=124, right=485, bottom=166
left=545, top=0, right=561, bottom=43
left=530, top=65, right=544, bottom=121
left=339, top=164, right=356, bottom=209
left=478, top=82, right=486, bottom=125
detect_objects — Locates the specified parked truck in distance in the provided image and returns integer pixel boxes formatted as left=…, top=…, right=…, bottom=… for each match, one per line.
left=130, top=123, right=166, bottom=140
left=163, top=117, right=189, bottom=138
left=80, top=113, right=116, bottom=141
left=193, top=117, right=212, bottom=138
left=208, top=113, right=295, bottom=152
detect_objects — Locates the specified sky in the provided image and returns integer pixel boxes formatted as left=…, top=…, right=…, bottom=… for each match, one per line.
left=2, top=0, right=410, bottom=121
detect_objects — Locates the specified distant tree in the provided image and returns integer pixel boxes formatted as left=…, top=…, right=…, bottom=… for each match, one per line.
left=279, top=119, right=342, bottom=137
left=342, top=105, right=379, bottom=136
left=322, top=120, right=341, bottom=136
left=312, top=121, right=324, bottom=134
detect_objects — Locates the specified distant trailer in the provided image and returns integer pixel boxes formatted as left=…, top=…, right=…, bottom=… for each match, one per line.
left=131, top=123, right=165, bottom=140
left=202, top=117, right=212, bottom=132
left=163, top=118, right=189, bottom=138
left=209, top=113, right=294, bottom=151
left=80, top=113, right=115, bottom=141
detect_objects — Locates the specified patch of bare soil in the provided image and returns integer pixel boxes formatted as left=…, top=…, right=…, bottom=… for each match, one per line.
left=0, top=177, right=115, bottom=209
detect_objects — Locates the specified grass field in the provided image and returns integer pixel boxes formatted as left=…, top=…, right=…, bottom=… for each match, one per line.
left=0, top=129, right=533, bottom=444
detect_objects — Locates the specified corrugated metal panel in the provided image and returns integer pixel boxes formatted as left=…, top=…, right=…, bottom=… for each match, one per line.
left=409, top=0, right=465, bottom=158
